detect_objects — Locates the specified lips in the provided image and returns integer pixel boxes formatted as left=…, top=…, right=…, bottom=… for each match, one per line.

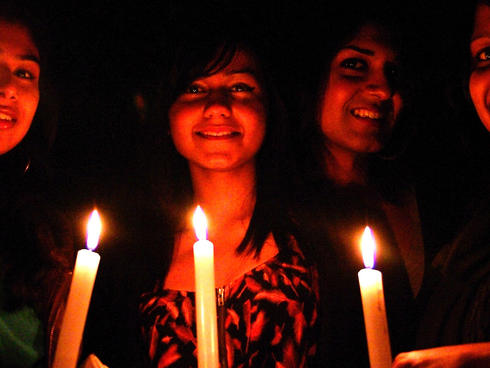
left=0, top=108, right=17, bottom=129
left=194, top=126, right=241, bottom=139
left=351, top=107, right=383, bottom=120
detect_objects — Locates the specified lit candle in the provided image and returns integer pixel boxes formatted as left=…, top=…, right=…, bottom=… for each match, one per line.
left=192, top=206, right=219, bottom=368
left=357, top=226, right=392, bottom=368
left=53, top=209, right=102, bottom=368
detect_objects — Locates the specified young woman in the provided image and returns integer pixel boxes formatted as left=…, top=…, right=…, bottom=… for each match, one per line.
left=137, top=18, right=318, bottom=368
left=0, top=21, right=39, bottom=156
left=292, top=9, right=422, bottom=367
left=0, top=3, right=73, bottom=368
left=393, top=1, right=490, bottom=366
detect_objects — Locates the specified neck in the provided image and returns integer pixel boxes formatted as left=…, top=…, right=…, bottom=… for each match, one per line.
left=190, top=164, right=256, bottom=238
left=324, top=147, right=367, bottom=186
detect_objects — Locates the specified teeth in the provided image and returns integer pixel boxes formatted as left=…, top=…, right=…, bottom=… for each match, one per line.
left=0, top=113, right=13, bottom=121
left=352, top=109, right=381, bottom=119
left=198, top=131, right=238, bottom=137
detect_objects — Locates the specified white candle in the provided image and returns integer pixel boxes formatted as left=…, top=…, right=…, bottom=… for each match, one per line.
left=358, top=226, right=392, bottom=368
left=53, top=209, right=102, bottom=368
left=192, top=206, right=219, bottom=368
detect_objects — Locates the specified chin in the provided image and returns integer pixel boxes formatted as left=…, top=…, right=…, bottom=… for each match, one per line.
left=0, top=135, right=24, bottom=155
left=354, top=137, right=387, bottom=154
left=478, top=112, right=490, bottom=132
left=195, top=156, right=237, bottom=171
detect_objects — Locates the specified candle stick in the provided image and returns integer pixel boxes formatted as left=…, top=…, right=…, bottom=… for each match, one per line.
left=53, top=209, right=102, bottom=368
left=358, top=226, right=392, bottom=368
left=192, top=206, right=219, bottom=368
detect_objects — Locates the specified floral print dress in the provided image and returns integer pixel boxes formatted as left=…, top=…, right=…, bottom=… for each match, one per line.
left=139, top=249, right=318, bottom=368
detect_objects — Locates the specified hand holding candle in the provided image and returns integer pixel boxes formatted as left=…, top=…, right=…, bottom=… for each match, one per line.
left=358, top=226, right=392, bottom=368
left=193, top=206, right=219, bottom=368
left=53, top=209, right=102, bottom=368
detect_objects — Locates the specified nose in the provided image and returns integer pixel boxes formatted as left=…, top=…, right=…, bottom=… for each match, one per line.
left=203, top=90, right=231, bottom=119
left=365, top=71, right=393, bottom=100
left=0, top=66, right=17, bottom=100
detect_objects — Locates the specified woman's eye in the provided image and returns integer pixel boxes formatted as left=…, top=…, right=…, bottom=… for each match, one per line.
left=15, top=69, right=35, bottom=80
left=230, top=83, right=254, bottom=92
left=184, top=84, right=205, bottom=94
left=340, top=58, right=367, bottom=71
left=476, top=47, right=490, bottom=62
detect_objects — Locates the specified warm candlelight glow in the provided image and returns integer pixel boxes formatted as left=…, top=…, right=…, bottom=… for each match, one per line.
left=361, top=226, right=376, bottom=269
left=358, top=226, right=392, bottom=368
left=86, top=209, right=101, bottom=251
left=193, top=205, right=207, bottom=241
left=192, top=205, right=219, bottom=367
left=53, top=209, right=102, bottom=368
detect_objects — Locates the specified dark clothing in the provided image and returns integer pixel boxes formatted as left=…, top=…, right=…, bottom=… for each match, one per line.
left=296, top=184, right=417, bottom=367
left=81, top=193, right=172, bottom=368
left=0, top=150, right=73, bottom=368
left=417, top=193, right=490, bottom=347
left=415, top=140, right=490, bottom=348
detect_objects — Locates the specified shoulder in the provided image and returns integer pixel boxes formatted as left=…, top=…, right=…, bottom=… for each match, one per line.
left=419, top=204, right=490, bottom=346
left=434, top=199, right=490, bottom=279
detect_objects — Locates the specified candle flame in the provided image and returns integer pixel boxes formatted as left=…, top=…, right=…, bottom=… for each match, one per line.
left=361, top=226, right=376, bottom=269
left=193, top=205, right=207, bottom=241
left=86, top=209, right=102, bottom=251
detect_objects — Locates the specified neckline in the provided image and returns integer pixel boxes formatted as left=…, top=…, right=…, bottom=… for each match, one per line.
left=163, top=251, right=282, bottom=293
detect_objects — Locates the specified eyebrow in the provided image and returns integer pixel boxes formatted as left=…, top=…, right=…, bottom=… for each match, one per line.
left=21, top=54, right=40, bottom=65
left=470, top=35, right=490, bottom=44
left=226, top=68, right=258, bottom=76
left=0, top=48, right=40, bottom=65
left=341, top=45, right=375, bottom=56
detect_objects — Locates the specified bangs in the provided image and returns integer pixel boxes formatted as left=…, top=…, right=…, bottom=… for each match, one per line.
left=171, top=40, right=241, bottom=97
left=200, top=42, right=238, bottom=77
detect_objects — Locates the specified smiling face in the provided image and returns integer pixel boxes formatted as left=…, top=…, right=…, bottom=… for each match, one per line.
left=0, top=20, right=40, bottom=155
left=469, top=3, right=490, bottom=132
left=319, top=23, right=403, bottom=159
left=169, top=49, right=266, bottom=173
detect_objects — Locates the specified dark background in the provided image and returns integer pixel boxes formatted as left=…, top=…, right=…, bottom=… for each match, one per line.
left=34, top=1, right=487, bottom=249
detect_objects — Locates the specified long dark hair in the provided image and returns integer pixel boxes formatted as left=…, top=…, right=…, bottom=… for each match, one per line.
left=0, top=0, right=71, bottom=320
left=145, top=7, right=296, bottom=268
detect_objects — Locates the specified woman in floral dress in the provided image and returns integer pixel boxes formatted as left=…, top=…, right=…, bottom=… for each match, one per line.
left=138, top=9, right=318, bottom=368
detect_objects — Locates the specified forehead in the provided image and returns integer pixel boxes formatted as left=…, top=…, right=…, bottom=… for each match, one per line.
left=342, top=23, right=398, bottom=59
left=210, top=48, right=260, bottom=75
left=472, top=4, right=490, bottom=39
left=0, top=20, right=39, bottom=59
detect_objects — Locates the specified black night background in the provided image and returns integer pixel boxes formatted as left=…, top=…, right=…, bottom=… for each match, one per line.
left=37, top=1, right=486, bottom=250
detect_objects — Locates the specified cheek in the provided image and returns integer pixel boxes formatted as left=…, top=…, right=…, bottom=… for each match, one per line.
left=251, top=106, right=267, bottom=134
left=237, top=99, right=267, bottom=128
left=15, top=88, right=38, bottom=137
left=29, top=90, right=39, bottom=118
left=248, top=109, right=267, bottom=149
left=169, top=126, right=190, bottom=159
left=168, top=104, right=190, bottom=152
left=168, top=101, right=195, bottom=133
left=469, top=70, right=488, bottom=110
left=21, top=86, right=39, bottom=119
left=319, top=87, right=342, bottom=136
left=320, top=77, right=354, bottom=119
left=254, top=120, right=266, bottom=148
left=470, top=70, right=490, bottom=131
left=235, top=100, right=267, bottom=154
